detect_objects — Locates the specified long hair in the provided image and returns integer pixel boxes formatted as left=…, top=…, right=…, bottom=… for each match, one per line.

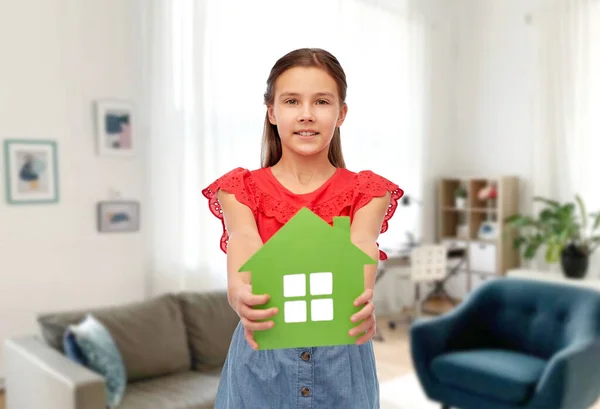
left=260, top=48, right=347, bottom=168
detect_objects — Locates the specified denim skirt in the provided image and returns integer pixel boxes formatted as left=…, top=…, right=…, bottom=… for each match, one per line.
left=214, top=321, right=380, bottom=409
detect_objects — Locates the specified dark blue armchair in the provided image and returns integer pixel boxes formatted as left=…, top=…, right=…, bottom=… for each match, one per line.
left=410, top=278, right=600, bottom=409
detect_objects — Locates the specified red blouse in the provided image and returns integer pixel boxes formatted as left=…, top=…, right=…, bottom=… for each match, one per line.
left=202, top=167, right=404, bottom=261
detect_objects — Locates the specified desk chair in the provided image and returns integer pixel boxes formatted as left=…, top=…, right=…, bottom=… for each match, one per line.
left=420, top=247, right=465, bottom=314
left=409, top=244, right=448, bottom=318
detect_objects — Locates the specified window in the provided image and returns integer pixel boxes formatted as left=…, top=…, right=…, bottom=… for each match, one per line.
left=534, top=1, right=600, bottom=210
left=283, top=272, right=334, bottom=323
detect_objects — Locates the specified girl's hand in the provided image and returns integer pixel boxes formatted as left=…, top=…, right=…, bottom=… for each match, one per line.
left=349, top=289, right=376, bottom=345
left=230, top=283, right=278, bottom=350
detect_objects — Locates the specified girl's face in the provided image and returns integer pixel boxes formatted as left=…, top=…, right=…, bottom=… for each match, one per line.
left=267, top=67, right=347, bottom=160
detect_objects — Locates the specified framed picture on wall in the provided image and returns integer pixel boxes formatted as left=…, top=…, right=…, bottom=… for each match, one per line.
left=94, top=99, right=136, bottom=157
left=3, top=139, right=60, bottom=204
left=97, top=201, right=140, bottom=233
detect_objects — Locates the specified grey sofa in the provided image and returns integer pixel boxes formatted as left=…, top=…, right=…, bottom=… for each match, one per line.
left=3, top=290, right=239, bottom=409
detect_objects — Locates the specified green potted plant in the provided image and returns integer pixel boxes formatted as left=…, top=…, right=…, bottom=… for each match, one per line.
left=504, top=195, right=600, bottom=279
left=454, top=185, right=467, bottom=209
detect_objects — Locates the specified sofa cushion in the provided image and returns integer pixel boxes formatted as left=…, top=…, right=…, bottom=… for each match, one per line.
left=67, top=314, right=127, bottom=408
left=431, top=349, right=547, bottom=404
left=119, top=370, right=221, bottom=409
left=37, top=294, right=190, bottom=381
left=177, top=291, right=239, bottom=371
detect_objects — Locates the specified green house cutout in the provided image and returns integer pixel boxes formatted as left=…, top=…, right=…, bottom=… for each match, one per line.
left=239, top=207, right=378, bottom=350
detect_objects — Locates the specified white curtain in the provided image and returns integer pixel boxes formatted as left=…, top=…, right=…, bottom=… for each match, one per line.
left=143, top=0, right=432, bottom=295
left=531, top=0, right=600, bottom=272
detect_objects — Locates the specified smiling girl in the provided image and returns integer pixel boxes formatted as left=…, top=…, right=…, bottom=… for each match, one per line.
left=203, top=48, right=403, bottom=409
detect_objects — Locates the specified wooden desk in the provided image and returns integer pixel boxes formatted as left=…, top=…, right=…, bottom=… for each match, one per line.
left=382, top=254, right=411, bottom=268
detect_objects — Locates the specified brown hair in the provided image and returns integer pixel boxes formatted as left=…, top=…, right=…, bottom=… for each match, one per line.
left=260, top=48, right=347, bottom=168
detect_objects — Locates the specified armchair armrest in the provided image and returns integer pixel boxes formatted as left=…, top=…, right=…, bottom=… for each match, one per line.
left=529, top=339, right=600, bottom=409
left=409, top=299, right=476, bottom=391
left=4, top=335, right=106, bottom=409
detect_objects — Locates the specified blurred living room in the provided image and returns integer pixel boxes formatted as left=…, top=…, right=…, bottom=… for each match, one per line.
left=2, top=0, right=600, bottom=408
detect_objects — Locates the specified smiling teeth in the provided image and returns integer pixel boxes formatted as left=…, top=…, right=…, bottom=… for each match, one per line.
left=298, top=132, right=317, bottom=136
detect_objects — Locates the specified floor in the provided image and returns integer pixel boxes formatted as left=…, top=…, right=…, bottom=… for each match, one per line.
left=373, top=312, right=417, bottom=381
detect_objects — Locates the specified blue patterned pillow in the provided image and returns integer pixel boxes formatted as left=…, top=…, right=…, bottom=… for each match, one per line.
left=68, top=314, right=127, bottom=408
left=63, top=330, right=88, bottom=366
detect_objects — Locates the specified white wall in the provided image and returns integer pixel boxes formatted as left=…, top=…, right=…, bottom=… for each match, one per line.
left=429, top=0, right=575, bottom=300
left=442, top=0, right=553, bottom=212
left=421, top=6, right=461, bottom=244
left=0, top=0, right=147, bottom=377
left=380, top=0, right=563, bottom=309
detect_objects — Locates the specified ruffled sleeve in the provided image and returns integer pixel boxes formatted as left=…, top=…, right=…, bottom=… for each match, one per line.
left=353, top=170, right=404, bottom=261
left=201, top=167, right=257, bottom=254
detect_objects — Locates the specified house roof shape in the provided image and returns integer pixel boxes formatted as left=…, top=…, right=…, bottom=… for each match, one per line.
left=239, top=207, right=377, bottom=275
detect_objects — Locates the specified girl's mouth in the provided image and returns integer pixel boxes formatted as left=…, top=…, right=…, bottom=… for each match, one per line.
left=295, top=131, right=319, bottom=137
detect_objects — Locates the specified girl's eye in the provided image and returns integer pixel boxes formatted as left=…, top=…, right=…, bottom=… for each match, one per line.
left=316, top=99, right=329, bottom=105
left=285, top=99, right=298, bottom=105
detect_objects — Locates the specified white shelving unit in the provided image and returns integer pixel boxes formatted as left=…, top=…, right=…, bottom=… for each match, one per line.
left=437, top=176, right=520, bottom=295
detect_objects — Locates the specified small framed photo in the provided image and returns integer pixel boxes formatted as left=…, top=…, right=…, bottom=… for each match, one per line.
left=97, top=201, right=140, bottom=233
left=94, top=100, right=136, bottom=157
left=3, top=139, right=59, bottom=204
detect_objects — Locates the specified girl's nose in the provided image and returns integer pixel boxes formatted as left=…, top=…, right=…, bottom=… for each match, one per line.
left=298, top=106, right=315, bottom=123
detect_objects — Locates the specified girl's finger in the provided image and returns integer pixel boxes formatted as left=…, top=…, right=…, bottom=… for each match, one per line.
left=241, top=305, right=279, bottom=321
left=241, top=317, right=275, bottom=332
left=244, top=327, right=259, bottom=350
left=349, top=315, right=374, bottom=337
left=351, top=301, right=375, bottom=323
left=353, top=289, right=374, bottom=307
left=355, top=324, right=376, bottom=345
left=242, top=292, right=270, bottom=306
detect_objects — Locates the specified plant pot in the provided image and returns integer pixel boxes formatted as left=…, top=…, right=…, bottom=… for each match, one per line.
left=455, top=197, right=466, bottom=209
left=560, top=245, right=589, bottom=279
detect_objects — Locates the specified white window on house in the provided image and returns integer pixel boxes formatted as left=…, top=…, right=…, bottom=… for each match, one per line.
left=283, top=272, right=334, bottom=323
